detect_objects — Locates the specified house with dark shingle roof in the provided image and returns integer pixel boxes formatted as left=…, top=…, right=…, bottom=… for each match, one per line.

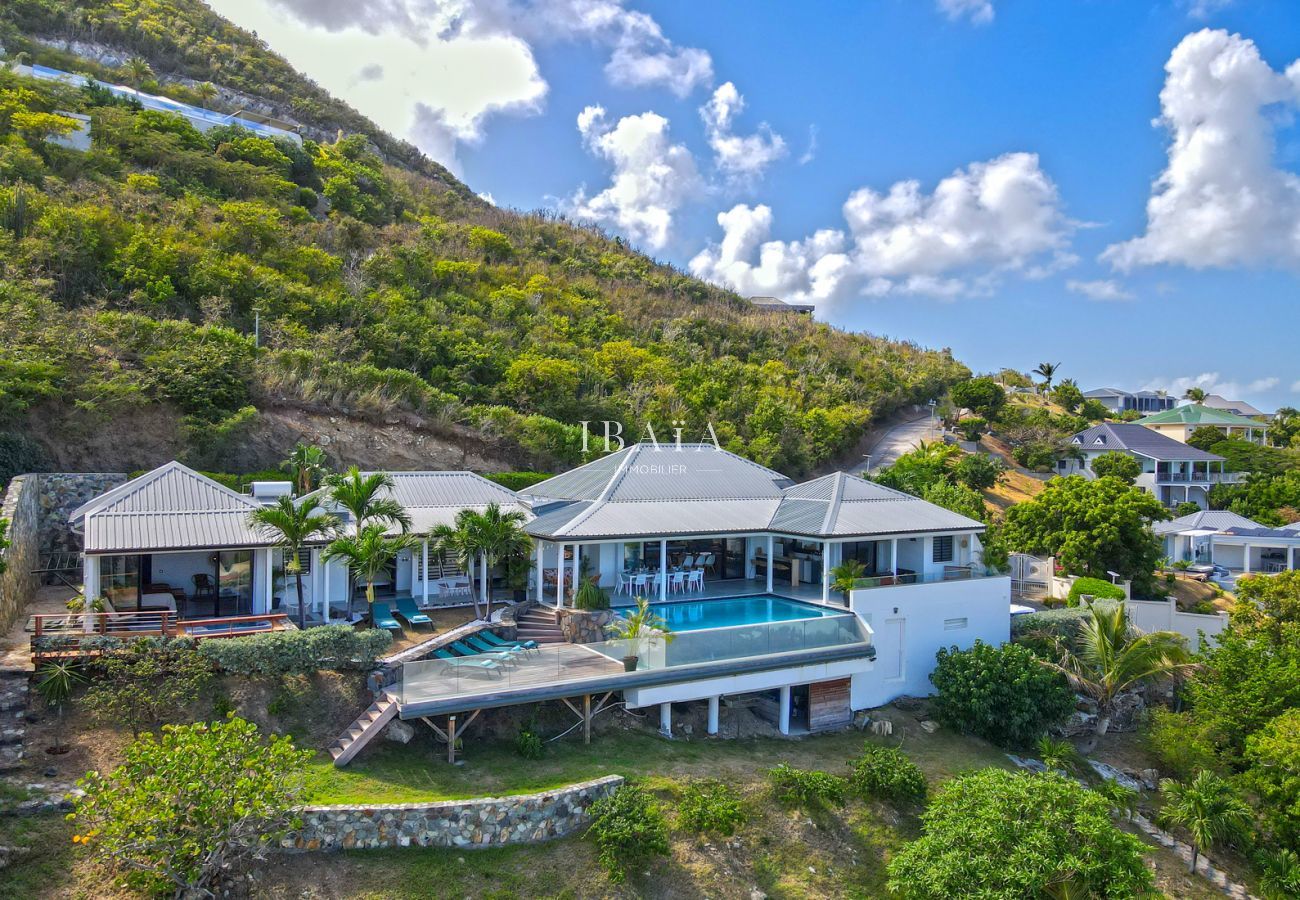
left=1063, top=423, right=1240, bottom=510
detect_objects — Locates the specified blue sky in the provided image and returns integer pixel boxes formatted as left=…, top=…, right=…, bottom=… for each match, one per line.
left=207, top=0, right=1300, bottom=410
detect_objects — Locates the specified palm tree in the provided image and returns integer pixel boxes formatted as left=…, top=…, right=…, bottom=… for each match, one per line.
left=1040, top=602, right=1193, bottom=752
left=1034, top=362, right=1060, bottom=394
left=429, top=502, right=531, bottom=619
left=324, top=467, right=410, bottom=532
left=248, top=495, right=339, bottom=630
left=323, top=525, right=419, bottom=627
left=282, top=443, right=329, bottom=496
left=35, top=660, right=84, bottom=753
left=1257, top=848, right=1300, bottom=899
left=195, top=81, right=218, bottom=105
left=1184, top=387, right=1207, bottom=403
left=1159, top=771, right=1252, bottom=874
left=123, top=56, right=153, bottom=88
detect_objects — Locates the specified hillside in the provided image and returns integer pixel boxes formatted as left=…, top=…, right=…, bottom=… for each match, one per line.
left=0, top=0, right=969, bottom=482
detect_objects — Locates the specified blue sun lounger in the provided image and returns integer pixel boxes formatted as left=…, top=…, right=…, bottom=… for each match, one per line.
left=433, top=648, right=501, bottom=677
left=478, top=631, right=539, bottom=653
left=450, top=640, right=518, bottom=666
left=466, top=633, right=534, bottom=658
left=394, top=595, right=432, bottom=629
left=371, top=601, right=402, bottom=634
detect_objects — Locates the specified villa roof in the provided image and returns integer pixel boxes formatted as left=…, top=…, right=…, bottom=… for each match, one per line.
left=1153, top=510, right=1264, bottom=536
left=1069, top=423, right=1224, bottom=462
left=302, top=471, right=531, bottom=535
left=524, top=447, right=983, bottom=541
left=73, top=461, right=275, bottom=554
left=1197, top=394, right=1270, bottom=418
left=1138, top=404, right=1264, bottom=428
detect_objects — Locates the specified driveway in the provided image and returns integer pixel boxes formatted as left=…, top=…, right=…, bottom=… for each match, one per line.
left=858, top=414, right=938, bottom=475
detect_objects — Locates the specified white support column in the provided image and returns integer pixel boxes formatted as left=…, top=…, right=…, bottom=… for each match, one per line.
left=258, top=548, right=273, bottom=614
left=707, top=696, right=720, bottom=736
left=659, top=538, right=668, bottom=601
left=83, top=555, right=101, bottom=633
left=479, top=550, right=489, bottom=613
left=574, top=543, right=582, bottom=590
left=534, top=541, right=544, bottom=603
left=310, top=548, right=322, bottom=618
left=659, top=702, right=672, bottom=738
left=1244, top=543, right=1252, bottom=574
left=778, top=685, right=792, bottom=736
left=322, top=552, right=330, bottom=618
left=821, top=541, right=831, bottom=603
left=421, top=541, right=429, bottom=607
left=556, top=543, right=566, bottom=608
left=766, top=535, right=774, bottom=593
left=891, top=538, right=899, bottom=576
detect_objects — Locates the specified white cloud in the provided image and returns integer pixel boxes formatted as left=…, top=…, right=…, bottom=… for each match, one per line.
left=1066, top=279, right=1134, bottom=301
left=567, top=106, right=703, bottom=251
left=1292, top=380, right=1300, bottom=393
left=798, top=125, right=818, bottom=166
left=1104, top=29, right=1300, bottom=271
left=700, top=82, right=787, bottom=183
left=690, top=152, right=1075, bottom=308
left=1184, top=0, right=1234, bottom=19
left=937, top=0, right=994, bottom=25
left=1146, top=372, right=1281, bottom=399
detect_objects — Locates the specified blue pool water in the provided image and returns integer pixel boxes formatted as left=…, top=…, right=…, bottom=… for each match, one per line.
left=630, top=595, right=833, bottom=632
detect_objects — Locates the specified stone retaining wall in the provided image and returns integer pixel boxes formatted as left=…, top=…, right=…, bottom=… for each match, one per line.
left=558, top=608, right=615, bottom=643
left=0, top=476, right=40, bottom=639
left=283, top=775, right=623, bottom=851
left=36, top=473, right=126, bottom=555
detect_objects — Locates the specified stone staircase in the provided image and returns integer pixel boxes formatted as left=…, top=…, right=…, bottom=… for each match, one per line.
left=328, top=691, right=398, bottom=768
left=515, top=607, right=565, bottom=645
left=0, top=673, right=29, bottom=771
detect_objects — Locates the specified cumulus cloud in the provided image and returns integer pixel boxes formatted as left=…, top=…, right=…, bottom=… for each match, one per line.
left=937, top=0, right=994, bottom=25
left=1104, top=29, right=1300, bottom=271
left=567, top=106, right=703, bottom=251
left=690, top=152, right=1075, bottom=307
left=700, top=82, right=787, bottom=183
left=1145, top=372, right=1280, bottom=399
left=1066, top=279, right=1134, bottom=301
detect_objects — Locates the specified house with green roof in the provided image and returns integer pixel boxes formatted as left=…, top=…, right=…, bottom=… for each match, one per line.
left=1137, top=403, right=1268, bottom=445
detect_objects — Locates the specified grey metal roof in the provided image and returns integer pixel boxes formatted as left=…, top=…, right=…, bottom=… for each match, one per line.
left=1220, top=526, right=1300, bottom=540
left=76, top=461, right=275, bottom=554
left=302, top=471, right=531, bottom=536
left=774, top=472, right=984, bottom=538
left=1153, top=510, right=1266, bottom=536
left=1070, top=423, right=1224, bottom=462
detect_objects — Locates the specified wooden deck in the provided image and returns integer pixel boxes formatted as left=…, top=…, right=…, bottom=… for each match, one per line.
left=400, top=643, right=624, bottom=709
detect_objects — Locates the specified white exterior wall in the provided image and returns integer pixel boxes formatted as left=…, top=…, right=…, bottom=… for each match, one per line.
left=623, top=656, right=873, bottom=708
left=1125, top=598, right=1228, bottom=648
left=848, top=575, right=1011, bottom=709
left=1212, top=544, right=1246, bottom=570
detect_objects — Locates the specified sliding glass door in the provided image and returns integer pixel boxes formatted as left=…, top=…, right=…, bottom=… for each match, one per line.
left=216, top=550, right=253, bottom=617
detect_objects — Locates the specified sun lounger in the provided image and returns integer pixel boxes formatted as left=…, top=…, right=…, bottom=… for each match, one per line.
left=394, top=595, right=433, bottom=629
left=450, top=639, right=518, bottom=665
left=466, top=633, right=532, bottom=658
left=478, top=630, right=538, bottom=653
left=370, top=602, right=403, bottom=633
left=433, top=649, right=501, bottom=677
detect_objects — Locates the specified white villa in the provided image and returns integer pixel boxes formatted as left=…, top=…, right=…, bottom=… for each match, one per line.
left=1155, top=510, right=1300, bottom=575
left=1061, top=423, right=1241, bottom=510
left=64, top=444, right=1012, bottom=750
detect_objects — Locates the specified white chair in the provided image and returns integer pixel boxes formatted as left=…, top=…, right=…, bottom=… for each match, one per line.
left=650, top=572, right=665, bottom=595
left=699, top=553, right=715, bottom=574
left=681, top=554, right=695, bottom=569
left=631, top=573, right=650, bottom=596
left=688, top=568, right=704, bottom=592
left=616, top=572, right=634, bottom=596
left=669, top=571, right=685, bottom=594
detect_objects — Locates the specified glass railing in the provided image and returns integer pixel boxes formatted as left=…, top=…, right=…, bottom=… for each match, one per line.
left=400, top=614, right=870, bottom=708
left=851, top=566, right=1008, bottom=591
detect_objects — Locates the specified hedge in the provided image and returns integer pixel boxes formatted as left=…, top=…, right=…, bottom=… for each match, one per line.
left=1066, top=576, right=1126, bottom=606
left=197, top=625, right=392, bottom=675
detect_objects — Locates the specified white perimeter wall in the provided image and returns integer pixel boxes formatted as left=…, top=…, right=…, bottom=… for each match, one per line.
left=848, top=575, right=1011, bottom=709
left=1125, top=598, right=1228, bottom=648
left=623, top=656, right=874, bottom=708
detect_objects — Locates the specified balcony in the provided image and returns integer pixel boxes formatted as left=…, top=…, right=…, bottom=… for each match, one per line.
left=850, top=565, right=1006, bottom=591
left=1155, top=471, right=1243, bottom=485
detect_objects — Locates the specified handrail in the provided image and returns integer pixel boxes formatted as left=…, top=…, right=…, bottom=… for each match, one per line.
left=29, top=611, right=291, bottom=638
left=851, top=567, right=1007, bottom=591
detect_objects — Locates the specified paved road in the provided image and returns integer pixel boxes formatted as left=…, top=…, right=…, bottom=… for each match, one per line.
left=857, top=414, right=938, bottom=475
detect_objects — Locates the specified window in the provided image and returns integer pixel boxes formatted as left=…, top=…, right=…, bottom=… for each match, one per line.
left=943, top=617, right=968, bottom=630
left=296, top=548, right=312, bottom=574
left=933, top=535, right=954, bottom=563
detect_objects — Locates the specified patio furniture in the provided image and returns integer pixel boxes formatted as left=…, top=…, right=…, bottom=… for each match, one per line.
left=681, top=554, right=695, bottom=569
left=688, top=569, right=704, bottom=592
left=699, top=552, right=716, bottom=574
left=192, top=573, right=217, bottom=615
left=139, top=592, right=177, bottom=613
left=479, top=630, right=538, bottom=653
left=394, top=595, right=433, bottom=629
left=449, top=640, right=518, bottom=666
left=433, top=649, right=502, bottom=677
left=466, top=633, right=533, bottom=658
left=370, top=602, right=403, bottom=634
left=615, top=572, right=633, bottom=596
left=669, top=571, right=686, bottom=594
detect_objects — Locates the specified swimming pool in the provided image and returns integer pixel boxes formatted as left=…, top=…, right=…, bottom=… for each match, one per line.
left=629, top=595, right=834, bottom=632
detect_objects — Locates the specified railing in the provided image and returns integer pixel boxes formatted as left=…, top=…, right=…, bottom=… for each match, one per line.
left=28, top=612, right=293, bottom=656
left=1155, top=471, right=1243, bottom=484
left=850, top=566, right=1006, bottom=591
left=30, top=610, right=172, bottom=637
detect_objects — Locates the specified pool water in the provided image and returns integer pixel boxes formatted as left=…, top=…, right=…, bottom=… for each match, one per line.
left=631, top=595, right=833, bottom=632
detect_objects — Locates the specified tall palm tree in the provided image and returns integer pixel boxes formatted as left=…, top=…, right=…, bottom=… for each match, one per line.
left=1184, top=387, right=1207, bottom=402
left=1159, top=771, right=1252, bottom=874
left=1040, top=602, right=1193, bottom=751
left=248, top=495, right=339, bottom=629
left=124, top=56, right=153, bottom=87
left=323, top=468, right=411, bottom=618
left=1034, top=362, right=1060, bottom=394
left=195, top=81, right=218, bottom=105
left=282, top=443, right=329, bottom=496
left=323, top=525, right=419, bottom=626
left=429, top=502, right=531, bottom=619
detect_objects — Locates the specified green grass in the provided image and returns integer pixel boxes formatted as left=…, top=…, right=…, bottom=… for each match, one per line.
left=0, top=814, right=82, bottom=899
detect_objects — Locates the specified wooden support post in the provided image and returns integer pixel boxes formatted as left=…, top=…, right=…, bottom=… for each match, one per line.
left=448, top=714, right=457, bottom=764
left=584, top=694, right=592, bottom=745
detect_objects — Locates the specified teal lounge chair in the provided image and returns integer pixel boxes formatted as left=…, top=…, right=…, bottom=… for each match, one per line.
left=466, top=633, right=526, bottom=658
left=479, top=631, right=538, bottom=653
left=394, top=595, right=433, bottom=629
left=371, top=601, right=402, bottom=633
left=433, top=648, right=501, bottom=677
left=449, top=639, right=517, bottom=664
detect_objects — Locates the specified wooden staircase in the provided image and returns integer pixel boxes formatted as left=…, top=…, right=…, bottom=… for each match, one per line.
left=515, top=607, right=565, bottom=645
left=329, top=690, right=398, bottom=767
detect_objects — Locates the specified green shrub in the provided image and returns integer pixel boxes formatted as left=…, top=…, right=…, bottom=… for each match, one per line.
left=485, top=471, right=553, bottom=491
left=573, top=579, right=611, bottom=611
left=1066, top=576, right=1126, bottom=607
left=1010, top=606, right=1092, bottom=642
left=930, top=641, right=1075, bottom=748
left=767, top=763, right=847, bottom=808
left=1175, top=501, right=1201, bottom=518
left=197, top=625, right=391, bottom=675
left=1144, top=708, right=1220, bottom=781
left=952, top=452, right=1002, bottom=489
left=848, top=744, right=927, bottom=803
left=514, top=728, right=544, bottom=761
left=677, top=779, right=746, bottom=836
left=955, top=417, right=987, bottom=442
left=1090, top=451, right=1142, bottom=484
left=586, top=782, right=670, bottom=883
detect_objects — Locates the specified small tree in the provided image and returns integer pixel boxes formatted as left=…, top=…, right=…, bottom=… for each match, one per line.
left=82, top=639, right=214, bottom=737
left=830, top=559, right=865, bottom=598
left=930, top=641, right=1075, bottom=747
left=1090, top=451, right=1142, bottom=484
left=1051, top=380, right=1084, bottom=414
left=248, top=494, right=339, bottom=630
left=35, top=660, right=84, bottom=753
left=1188, top=425, right=1227, bottom=452
left=949, top=378, right=1006, bottom=419
left=952, top=453, right=1003, bottom=490
left=323, top=525, right=419, bottom=627
left=71, top=717, right=311, bottom=896
left=1159, top=771, right=1252, bottom=874
left=281, top=443, right=329, bottom=495
left=1174, top=500, right=1202, bottom=518
left=429, top=502, right=531, bottom=619
left=1184, top=387, right=1208, bottom=402
left=1034, top=361, right=1061, bottom=393
left=585, top=782, right=669, bottom=883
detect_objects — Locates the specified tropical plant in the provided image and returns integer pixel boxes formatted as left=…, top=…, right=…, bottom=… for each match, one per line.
left=428, top=501, right=531, bottom=618
left=248, top=494, right=339, bottom=629
left=323, top=524, right=419, bottom=626
left=606, top=597, right=674, bottom=660
left=324, top=467, right=410, bottom=531
left=767, top=763, right=847, bottom=808
left=952, top=452, right=1003, bottom=490
left=949, top=377, right=1007, bottom=419
left=123, top=56, right=153, bottom=87
left=71, top=717, right=310, bottom=897
left=195, top=81, right=218, bottom=104
left=1257, top=848, right=1300, bottom=900
left=1041, top=602, right=1193, bottom=751
left=886, top=769, right=1153, bottom=898
left=1034, top=361, right=1061, bottom=393
left=930, top=640, right=1075, bottom=747
left=34, top=659, right=84, bottom=752
left=282, top=442, right=329, bottom=495
left=1159, top=771, right=1252, bottom=874
left=1036, top=735, right=1086, bottom=776
left=514, top=727, right=544, bottom=760
left=830, top=559, right=865, bottom=597
left=585, top=782, right=670, bottom=883
left=1242, top=708, right=1300, bottom=851
left=848, top=743, right=927, bottom=804
left=82, top=639, right=215, bottom=737
left=1184, top=387, right=1208, bottom=402
left=1051, top=379, right=1084, bottom=414
left=1092, top=778, right=1140, bottom=821
left=1090, top=451, right=1142, bottom=484
left=572, top=579, right=611, bottom=611
left=677, top=779, right=747, bottom=836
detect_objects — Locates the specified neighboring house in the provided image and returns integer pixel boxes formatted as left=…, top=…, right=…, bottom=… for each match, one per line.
left=1189, top=394, right=1273, bottom=421
left=1155, top=510, right=1300, bottom=574
left=1061, top=423, right=1239, bottom=510
left=1082, top=388, right=1176, bottom=415
left=1137, top=404, right=1269, bottom=444
left=748, top=295, right=816, bottom=315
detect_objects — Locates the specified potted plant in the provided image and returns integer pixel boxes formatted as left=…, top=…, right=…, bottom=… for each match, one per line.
left=502, top=554, right=533, bottom=603
left=830, top=560, right=865, bottom=602
left=606, top=597, right=674, bottom=672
